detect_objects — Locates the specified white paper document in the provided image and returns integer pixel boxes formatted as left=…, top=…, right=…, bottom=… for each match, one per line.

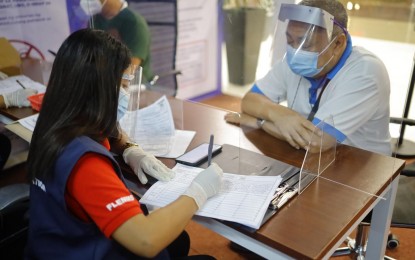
left=0, top=75, right=46, bottom=94
left=120, top=96, right=195, bottom=158
left=140, top=164, right=282, bottom=229
left=18, top=113, right=39, bottom=132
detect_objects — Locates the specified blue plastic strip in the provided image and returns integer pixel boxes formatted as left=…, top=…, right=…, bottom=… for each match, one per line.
left=312, top=118, right=346, bottom=143
left=250, top=84, right=265, bottom=95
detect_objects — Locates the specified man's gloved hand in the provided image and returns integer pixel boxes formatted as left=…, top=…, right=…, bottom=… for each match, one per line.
left=123, top=145, right=175, bottom=184
left=183, top=163, right=223, bottom=209
left=3, top=89, right=37, bottom=108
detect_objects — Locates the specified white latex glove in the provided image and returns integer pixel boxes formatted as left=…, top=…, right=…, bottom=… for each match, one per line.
left=123, top=145, right=175, bottom=184
left=3, top=89, right=37, bottom=108
left=183, top=163, right=223, bottom=209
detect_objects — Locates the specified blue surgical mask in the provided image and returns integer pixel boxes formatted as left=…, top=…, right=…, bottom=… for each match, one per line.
left=286, top=45, right=334, bottom=78
left=117, top=87, right=129, bottom=120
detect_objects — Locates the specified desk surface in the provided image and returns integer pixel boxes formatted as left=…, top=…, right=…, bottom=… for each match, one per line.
left=1, top=92, right=405, bottom=259
left=173, top=97, right=405, bottom=259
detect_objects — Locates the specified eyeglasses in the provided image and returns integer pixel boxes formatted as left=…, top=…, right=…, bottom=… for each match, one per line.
left=122, top=74, right=135, bottom=82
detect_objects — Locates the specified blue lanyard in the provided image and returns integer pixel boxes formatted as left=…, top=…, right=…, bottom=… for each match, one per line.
left=307, top=78, right=331, bottom=121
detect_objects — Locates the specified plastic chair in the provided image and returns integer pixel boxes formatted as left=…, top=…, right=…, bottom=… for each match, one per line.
left=128, top=0, right=180, bottom=97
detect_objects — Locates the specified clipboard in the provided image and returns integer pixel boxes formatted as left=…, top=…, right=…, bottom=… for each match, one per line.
left=199, top=144, right=300, bottom=231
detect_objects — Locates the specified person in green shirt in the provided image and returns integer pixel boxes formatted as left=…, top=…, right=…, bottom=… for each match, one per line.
left=86, top=0, right=153, bottom=82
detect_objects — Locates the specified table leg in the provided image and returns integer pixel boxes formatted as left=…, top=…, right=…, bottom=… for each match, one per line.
left=366, top=177, right=399, bottom=259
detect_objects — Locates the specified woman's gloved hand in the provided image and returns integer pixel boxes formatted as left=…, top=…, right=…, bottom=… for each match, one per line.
left=123, top=145, right=175, bottom=184
left=183, top=163, right=223, bottom=209
left=3, top=89, right=37, bottom=108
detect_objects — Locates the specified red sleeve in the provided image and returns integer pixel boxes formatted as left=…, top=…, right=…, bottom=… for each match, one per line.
left=65, top=153, right=143, bottom=238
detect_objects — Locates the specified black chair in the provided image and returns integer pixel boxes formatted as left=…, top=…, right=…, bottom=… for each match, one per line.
left=128, top=0, right=180, bottom=97
left=391, top=54, right=415, bottom=158
left=0, top=183, right=30, bottom=260
left=391, top=117, right=415, bottom=158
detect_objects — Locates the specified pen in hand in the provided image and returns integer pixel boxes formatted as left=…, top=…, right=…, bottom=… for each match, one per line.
left=16, top=80, right=26, bottom=89
left=207, top=134, right=214, bottom=166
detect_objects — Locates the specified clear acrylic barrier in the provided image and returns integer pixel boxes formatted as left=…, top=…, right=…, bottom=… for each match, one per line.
left=119, top=66, right=183, bottom=158
left=180, top=100, right=242, bottom=172
left=298, top=116, right=394, bottom=202
left=299, top=116, right=337, bottom=194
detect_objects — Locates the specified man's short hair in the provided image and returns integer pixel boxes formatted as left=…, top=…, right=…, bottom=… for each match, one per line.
left=299, top=0, right=348, bottom=37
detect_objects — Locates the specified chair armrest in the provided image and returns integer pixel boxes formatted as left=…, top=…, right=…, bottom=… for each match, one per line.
left=0, top=183, right=29, bottom=211
left=390, top=117, right=415, bottom=126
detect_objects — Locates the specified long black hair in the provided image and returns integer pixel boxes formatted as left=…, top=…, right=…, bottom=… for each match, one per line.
left=28, top=29, right=131, bottom=180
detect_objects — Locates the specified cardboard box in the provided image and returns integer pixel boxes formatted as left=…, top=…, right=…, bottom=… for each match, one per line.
left=0, top=38, right=21, bottom=76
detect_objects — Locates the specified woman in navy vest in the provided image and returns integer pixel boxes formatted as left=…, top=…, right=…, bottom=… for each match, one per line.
left=26, top=28, right=223, bottom=259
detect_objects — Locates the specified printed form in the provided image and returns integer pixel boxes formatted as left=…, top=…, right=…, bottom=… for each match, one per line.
left=119, top=96, right=195, bottom=158
left=140, top=163, right=282, bottom=229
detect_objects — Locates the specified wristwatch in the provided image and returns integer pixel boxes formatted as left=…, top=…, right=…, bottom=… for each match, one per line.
left=257, top=118, right=266, bottom=128
left=122, top=141, right=139, bottom=151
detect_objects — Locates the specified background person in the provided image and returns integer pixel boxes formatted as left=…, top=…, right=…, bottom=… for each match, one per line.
left=80, top=0, right=153, bottom=82
left=26, top=29, right=222, bottom=259
left=225, top=0, right=391, bottom=156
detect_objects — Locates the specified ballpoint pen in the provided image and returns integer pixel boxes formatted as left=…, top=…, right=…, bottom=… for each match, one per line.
left=275, top=189, right=298, bottom=209
left=16, top=80, right=26, bottom=89
left=270, top=172, right=300, bottom=206
left=207, top=134, right=214, bottom=166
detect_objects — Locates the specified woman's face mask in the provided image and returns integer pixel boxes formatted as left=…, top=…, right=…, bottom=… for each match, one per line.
left=117, top=86, right=129, bottom=120
left=80, top=0, right=106, bottom=16
left=285, top=37, right=336, bottom=78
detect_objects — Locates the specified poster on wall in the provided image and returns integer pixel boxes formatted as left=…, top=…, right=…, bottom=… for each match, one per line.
left=176, top=0, right=218, bottom=99
left=0, top=0, right=71, bottom=62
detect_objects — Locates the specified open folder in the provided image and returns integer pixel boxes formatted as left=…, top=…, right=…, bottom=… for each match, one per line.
left=140, top=144, right=300, bottom=229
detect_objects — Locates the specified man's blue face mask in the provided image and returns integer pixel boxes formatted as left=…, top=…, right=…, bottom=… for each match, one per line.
left=285, top=38, right=336, bottom=78
left=117, top=87, right=129, bottom=120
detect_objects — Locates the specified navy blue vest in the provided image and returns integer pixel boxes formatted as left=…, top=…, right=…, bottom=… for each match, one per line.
left=26, top=136, right=169, bottom=259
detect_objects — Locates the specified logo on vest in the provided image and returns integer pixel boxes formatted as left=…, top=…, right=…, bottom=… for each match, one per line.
left=106, top=195, right=134, bottom=211
left=33, top=178, right=46, bottom=192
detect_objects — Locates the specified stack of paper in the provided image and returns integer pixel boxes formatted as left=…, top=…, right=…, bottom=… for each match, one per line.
left=0, top=75, right=46, bottom=95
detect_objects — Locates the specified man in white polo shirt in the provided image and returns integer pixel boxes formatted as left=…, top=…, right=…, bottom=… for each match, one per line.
left=225, top=0, right=391, bottom=155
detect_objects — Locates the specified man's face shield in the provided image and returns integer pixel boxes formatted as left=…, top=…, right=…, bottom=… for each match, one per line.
left=272, top=4, right=337, bottom=77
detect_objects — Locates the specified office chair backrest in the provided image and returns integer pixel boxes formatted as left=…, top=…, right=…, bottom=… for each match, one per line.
left=128, top=0, right=179, bottom=97
left=0, top=183, right=30, bottom=259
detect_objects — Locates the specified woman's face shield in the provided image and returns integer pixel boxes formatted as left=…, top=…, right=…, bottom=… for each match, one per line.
left=272, top=4, right=336, bottom=75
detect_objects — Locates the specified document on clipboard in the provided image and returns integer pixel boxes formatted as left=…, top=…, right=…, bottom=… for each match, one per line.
left=140, top=163, right=282, bottom=229
left=140, top=144, right=300, bottom=229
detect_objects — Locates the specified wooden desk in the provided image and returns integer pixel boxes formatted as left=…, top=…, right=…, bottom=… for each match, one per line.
left=175, top=99, right=404, bottom=260
left=1, top=93, right=405, bottom=259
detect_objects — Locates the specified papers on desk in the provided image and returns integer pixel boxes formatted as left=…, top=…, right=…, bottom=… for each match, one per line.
left=18, top=113, right=38, bottom=132
left=0, top=75, right=46, bottom=95
left=140, top=163, right=282, bottom=229
left=4, top=113, right=38, bottom=143
left=119, top=96, right=195, bottom=158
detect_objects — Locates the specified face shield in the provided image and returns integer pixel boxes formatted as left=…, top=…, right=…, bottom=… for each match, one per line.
left=272, top=4, right=337, bottom=77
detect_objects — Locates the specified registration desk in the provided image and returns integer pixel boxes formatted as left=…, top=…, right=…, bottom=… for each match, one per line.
left=0, top=92, right=405, bottom=260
